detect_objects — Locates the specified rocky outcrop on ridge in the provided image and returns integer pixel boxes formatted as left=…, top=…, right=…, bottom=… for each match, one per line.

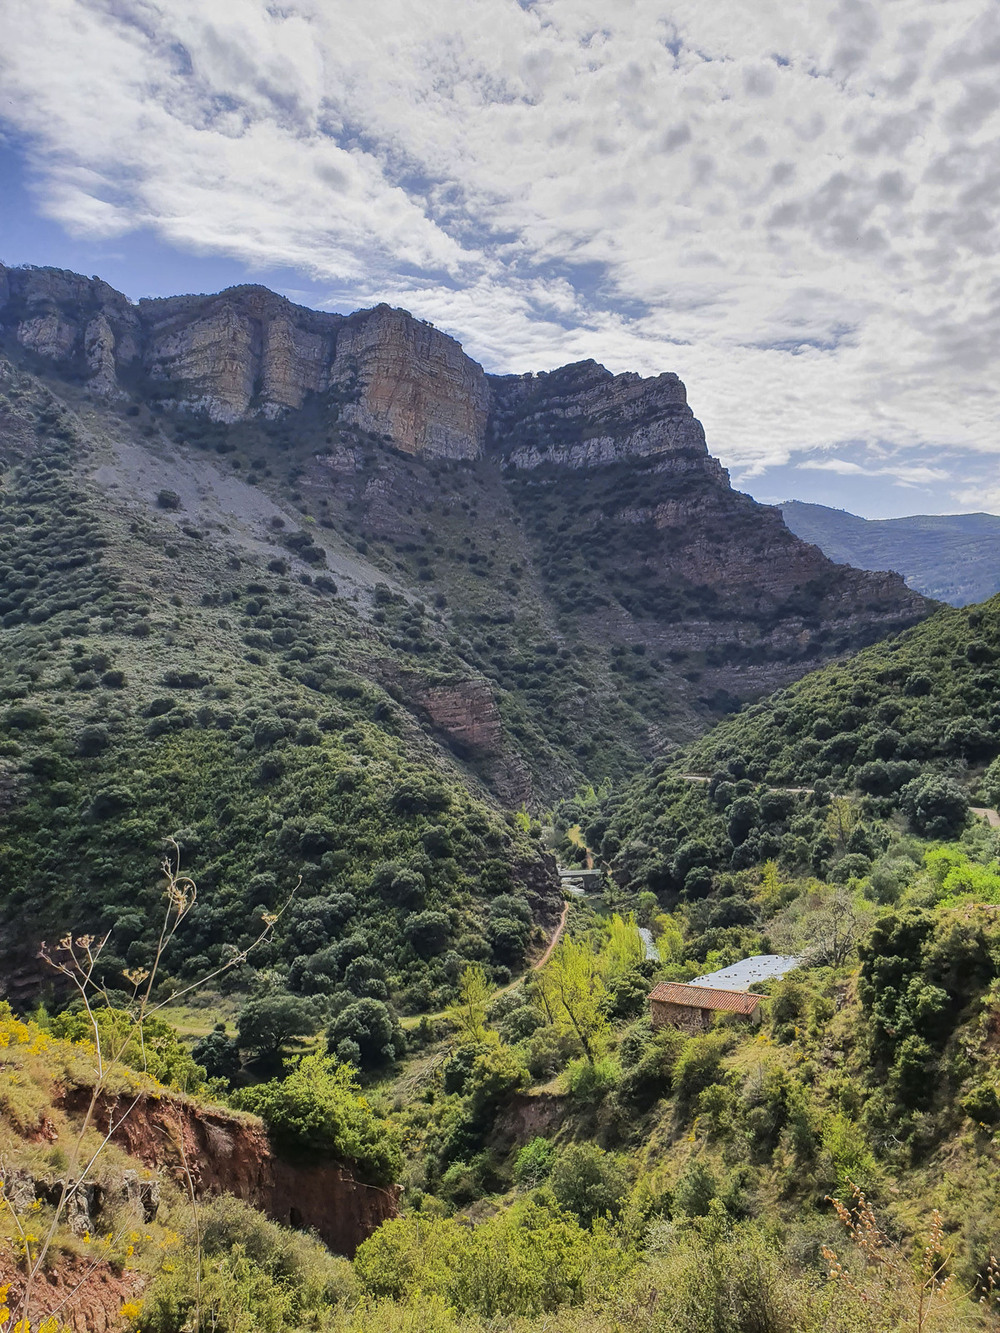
left=487, top=358, right=725, bottom=475
left=0, top=261, right=935, bottom=775
left=0, top=265, right=487, bottom=456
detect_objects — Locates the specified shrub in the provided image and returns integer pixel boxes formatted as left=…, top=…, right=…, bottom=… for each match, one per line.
left=328, top=998, right=404, bottom=1071
left=514, top=1136, right=555, bottom=1188
left=898, top=775, right=969, bottom=839
left=548, top=1143, right=630, bottom=1226
left=235, top=1053, right=402, bottom=1183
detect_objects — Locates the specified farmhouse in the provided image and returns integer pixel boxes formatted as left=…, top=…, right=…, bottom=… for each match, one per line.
left=649, top=981, right=762, bottom=1034
left=648, top=954, right=802, bottom=1034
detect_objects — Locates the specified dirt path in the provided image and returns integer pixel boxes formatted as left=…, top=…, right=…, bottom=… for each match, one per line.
left=972, top=807, right=1000, bottom=828
left=400, top=901, right=571, bottom=1028
left=532, top=901, right=570, bottom=972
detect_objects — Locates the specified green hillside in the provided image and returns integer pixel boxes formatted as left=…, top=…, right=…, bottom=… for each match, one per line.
left=587, top=593, right=1000, bottom=899
left=0, top=361, right=561, bottom=1032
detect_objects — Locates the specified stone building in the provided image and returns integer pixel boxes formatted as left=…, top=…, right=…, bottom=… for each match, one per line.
left=648, top=981, right=762, bottom=1034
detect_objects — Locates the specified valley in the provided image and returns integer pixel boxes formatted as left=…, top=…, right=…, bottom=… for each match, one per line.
left=3, top=265, right=1000, bottom=1333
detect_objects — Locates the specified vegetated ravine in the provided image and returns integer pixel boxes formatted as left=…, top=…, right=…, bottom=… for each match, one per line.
left=0, top=262, right=930, bottom=1010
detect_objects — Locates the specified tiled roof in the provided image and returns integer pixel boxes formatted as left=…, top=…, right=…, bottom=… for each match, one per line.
left=649, top=982, right=761, bottom=1015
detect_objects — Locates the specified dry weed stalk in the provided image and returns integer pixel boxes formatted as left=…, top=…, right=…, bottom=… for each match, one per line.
left=2, top=842, right=295, bottom=1333
left=824, top=1182, right=1000, bottom=1332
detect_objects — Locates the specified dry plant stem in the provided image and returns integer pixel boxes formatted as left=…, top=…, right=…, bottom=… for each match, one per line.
left=166, top=1121, right=202, bottom=1333
left=12, top=844, right=295, bottom=1331
left=825, top=1182, right=1000, bottom=1333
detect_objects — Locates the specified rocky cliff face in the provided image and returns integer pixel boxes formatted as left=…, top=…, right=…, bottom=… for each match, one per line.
left=59, top=1088, right=399, bottom=1258
left=0, top=262, right=934, bottom=783
left=0, top=265, right=486, bottom=456
left=488, top=359, right=725, bottom=476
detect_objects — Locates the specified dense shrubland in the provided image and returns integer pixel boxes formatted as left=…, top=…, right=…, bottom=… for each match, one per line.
left=7, top=358, right=1000, bottom=1331
left=12, top=830, right=1000, bottom=1331
left=0, top=390, right=563, bottom=1032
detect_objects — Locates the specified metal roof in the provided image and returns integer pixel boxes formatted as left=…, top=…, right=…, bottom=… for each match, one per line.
left=688, top=955, right=802, bottom=991
left=648, top=982, right=761, bottom=1015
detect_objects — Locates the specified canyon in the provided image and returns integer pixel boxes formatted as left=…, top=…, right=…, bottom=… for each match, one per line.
left=0, top=263, right=931, bottom=763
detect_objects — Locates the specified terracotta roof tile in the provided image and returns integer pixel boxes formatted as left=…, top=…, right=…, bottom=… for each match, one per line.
left=648, top=982, right=761, bottom=1015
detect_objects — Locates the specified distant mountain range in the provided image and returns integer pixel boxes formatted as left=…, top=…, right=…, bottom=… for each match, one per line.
left=779, top=500, right=1000, bottom=606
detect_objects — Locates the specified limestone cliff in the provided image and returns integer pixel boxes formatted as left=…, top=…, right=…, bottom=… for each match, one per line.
left=0, top=265, right=486, bottom=456
left=0, top=261, right=934, bottom=778
left=488, top=359, right=724, bottom=476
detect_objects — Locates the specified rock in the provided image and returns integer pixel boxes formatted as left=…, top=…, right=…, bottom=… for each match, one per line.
left=414, top=677, right=505, bottom=757
left=59, top=1088, right=400, bottom=1258
left=334, top=304, right=488, bottom=457
left=488, top=359, right=722, bottom=473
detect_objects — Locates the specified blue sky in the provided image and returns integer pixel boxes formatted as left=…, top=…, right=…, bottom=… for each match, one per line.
left=2, top=1, right=1000, bottom=520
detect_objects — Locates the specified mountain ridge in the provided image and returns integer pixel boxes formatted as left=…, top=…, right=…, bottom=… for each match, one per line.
left=780, top=498, right=1000, bottom=606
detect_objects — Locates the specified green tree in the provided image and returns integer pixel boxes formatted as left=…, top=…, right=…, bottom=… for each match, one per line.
left=327, top=998, right=404, bottom=1072
left=535, top=936, right=609, bottom=1065
left=451, top=964, right=492, bottom=1042
left=237, top=993, right=318, bottom=1065
left=234, top=1053, right=402, bottom=1184
left=549, top=1143, right=630, bottom=1226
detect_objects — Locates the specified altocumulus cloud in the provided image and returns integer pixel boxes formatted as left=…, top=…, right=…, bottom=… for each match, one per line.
left=2, top=0, right=1000, bottom=501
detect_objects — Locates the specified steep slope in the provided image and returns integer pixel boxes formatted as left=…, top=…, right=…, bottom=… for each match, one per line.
left=781, top=499, right=1000, bottom=606
left=0, top=263, right=932, bottom=1005
left=0, top=263, right=931, bottom=760
left=591, top=590, right=1000, bottom=899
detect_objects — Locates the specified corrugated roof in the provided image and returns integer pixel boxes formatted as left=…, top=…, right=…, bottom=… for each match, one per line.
left=649, top=982, right=761, bottom=1015
left=689, top=954, right=801, bottom=990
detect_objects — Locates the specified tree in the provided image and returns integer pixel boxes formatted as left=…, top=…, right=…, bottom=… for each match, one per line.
left=192, top=1022, right=241, bottom=1083
left=451, top=964, right=492, bottom=1042
left=898, top=775, right=969, bottom=839
left=328, top=998, right=403, bottom=1071
left=405, top=909, right=451, bottom=957
left=534, top=937, right=608, bottom=1065
left=549, top=1143, right=629, bottom=1226
left=805, top=886, right=868, bottom=967
left=602, top=912, right=644, bottom=979
left=237, top=992, right=318, bottom=1064
left=825, top=796, right=857, bottom=850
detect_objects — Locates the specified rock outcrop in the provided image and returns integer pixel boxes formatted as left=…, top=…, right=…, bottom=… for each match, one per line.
left=58, top=1088, right=400, bottom=1258
left=335, top=305, right=488, bottom=458
left=0, top=265, right=486, bottom=456
left=488, top=359, right=724, bottom=475
left=0, top=261, right=933, bottom=754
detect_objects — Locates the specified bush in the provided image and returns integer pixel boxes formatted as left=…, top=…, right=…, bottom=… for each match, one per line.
left=897, top=775, right=970, bottom=839
left=138, top=1193, right=356, bottom=1332
left=235, top=1053, right=402, bottom=1184
left=156, top=488, right=181, bottom=510
left=327, top=998, right=404, bottom=1071
left=354, top=1200, right=633, bottom=1316
left=514, top=1136, right=555, bottom=1188
left=548, top=1143, right=630, bottom=1226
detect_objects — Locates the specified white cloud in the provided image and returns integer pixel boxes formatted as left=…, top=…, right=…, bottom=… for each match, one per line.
left=3, top=0, right=1000, bottom=503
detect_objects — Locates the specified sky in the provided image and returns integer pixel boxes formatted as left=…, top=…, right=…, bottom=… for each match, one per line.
left=1, top=0, right=999, bottom=519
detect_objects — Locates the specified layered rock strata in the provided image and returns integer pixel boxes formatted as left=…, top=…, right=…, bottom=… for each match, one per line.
left=0, top=266, right=486, bottom=456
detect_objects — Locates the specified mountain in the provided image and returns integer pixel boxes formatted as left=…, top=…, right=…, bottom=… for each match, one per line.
left=590, top=589, right=1000, bottom=899
left=0, top=263, right=931, bottom=1002
left=780, top=499, right=1000, bottom=606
